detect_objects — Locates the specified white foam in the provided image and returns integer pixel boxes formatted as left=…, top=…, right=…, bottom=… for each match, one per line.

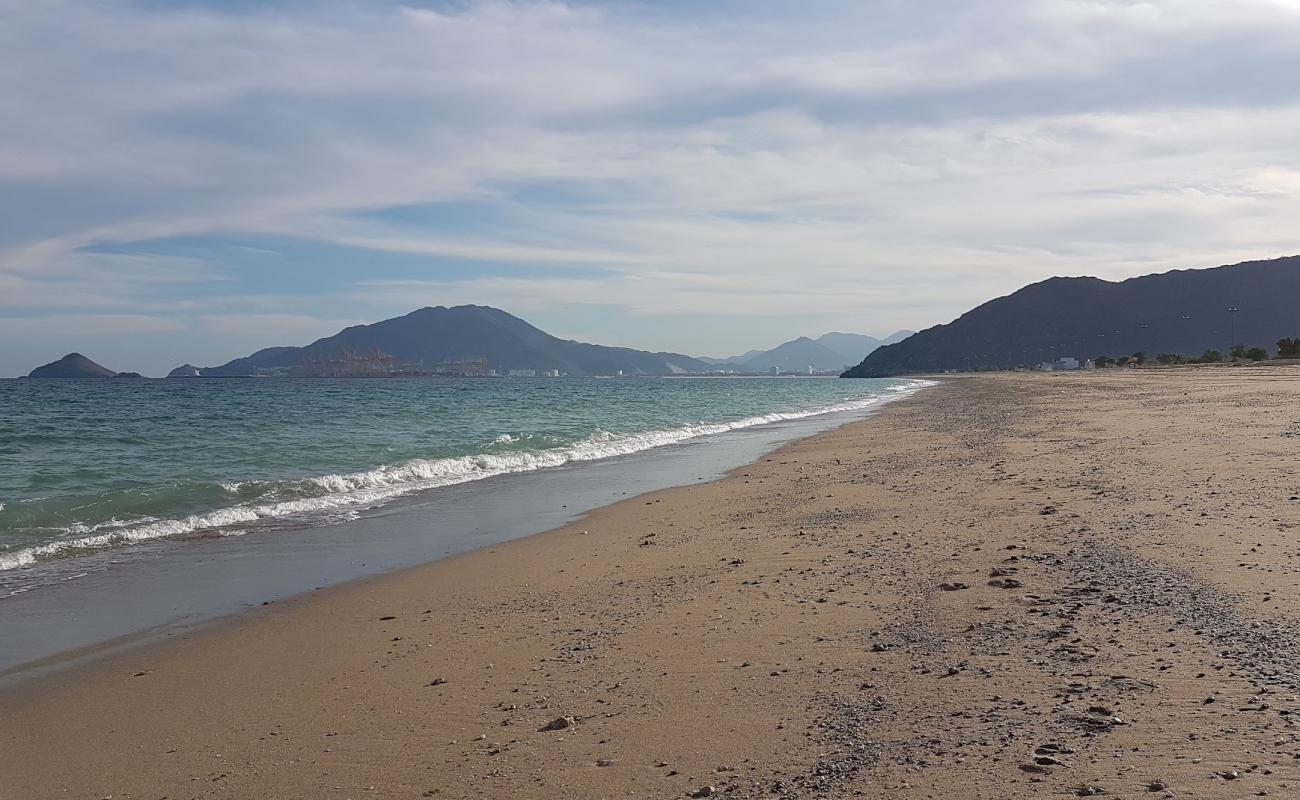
left=0, top=550, right=34, bottom=569
left=0, top=379, right=932, bottom=571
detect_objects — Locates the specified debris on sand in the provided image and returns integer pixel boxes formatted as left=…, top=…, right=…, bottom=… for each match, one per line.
left=538, top=716, right=575, bottom=732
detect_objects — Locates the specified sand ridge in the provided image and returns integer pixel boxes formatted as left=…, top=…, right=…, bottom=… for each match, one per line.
left=5, top=369, right=1300, bottom=798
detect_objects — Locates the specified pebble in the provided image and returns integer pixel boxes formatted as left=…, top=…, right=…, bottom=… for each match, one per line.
left=538, top=716, right=575, bottom=732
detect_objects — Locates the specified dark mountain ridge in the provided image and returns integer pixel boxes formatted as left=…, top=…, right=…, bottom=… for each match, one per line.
left=844, top=255, right=1300, bottom=377
left=195, top=305, right=711, bottom=377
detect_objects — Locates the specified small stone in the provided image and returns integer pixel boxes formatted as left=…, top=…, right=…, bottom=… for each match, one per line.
left=428, top=678, right=448, bottom=686
left=689, top=787, right=716, bottom=798
left=539, top=716, right=575, bottom=732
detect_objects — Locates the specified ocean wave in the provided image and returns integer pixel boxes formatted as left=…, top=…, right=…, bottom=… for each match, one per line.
left=0, top=380, right=931, bottom=571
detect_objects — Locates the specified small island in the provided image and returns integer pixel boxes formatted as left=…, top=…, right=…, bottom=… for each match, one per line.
left=27, top=353, right=118, bottom=379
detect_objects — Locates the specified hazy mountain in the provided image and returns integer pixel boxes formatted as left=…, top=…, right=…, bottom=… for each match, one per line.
left=814, top=331, right=913, bottom=365
left=741, top=337, right=847, bottom=372
left=698, top=350, right=765, bottom=366
left=702, top=331, right=917, bottom=372
left=844, top=255, right=1300, bottom=377
left=814, top=332, right=881, bottom=365
left=194, top=305, right=712, bottom=377
left=27, top=353, right=117, bottom=378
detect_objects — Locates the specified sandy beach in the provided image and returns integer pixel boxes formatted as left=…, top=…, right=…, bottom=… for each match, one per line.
left=7, top=369, right=1300, bottom=799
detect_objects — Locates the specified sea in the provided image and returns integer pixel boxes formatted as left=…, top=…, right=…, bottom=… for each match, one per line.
left=0, top=375, right=923, bottom=603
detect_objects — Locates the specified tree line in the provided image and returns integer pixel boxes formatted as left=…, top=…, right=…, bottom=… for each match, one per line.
left=1094, top=338, right=1300, bottom=367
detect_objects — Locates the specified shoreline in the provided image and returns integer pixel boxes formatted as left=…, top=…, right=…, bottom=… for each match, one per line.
left=9, top=370, right=1300, bottom=798
left=0, top=381, right=927, bottom=679
left=0, top=378, right=922, bottom=576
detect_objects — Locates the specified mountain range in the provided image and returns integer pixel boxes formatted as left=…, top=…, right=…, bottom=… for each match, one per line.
left=703, top=331, right=912, bottom=372
left=845, top=255, right=1300, bottom=377
left=189, top=305, right=713, bottom=377
left=38, top=254, right=1300, bottom=381
left=23, top=309, right=909, bottom=379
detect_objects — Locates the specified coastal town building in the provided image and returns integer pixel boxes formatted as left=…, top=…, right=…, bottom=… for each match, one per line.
left=296, top=350, right=394, bottom=377
left=1035, top=357, right=1082, bottom=372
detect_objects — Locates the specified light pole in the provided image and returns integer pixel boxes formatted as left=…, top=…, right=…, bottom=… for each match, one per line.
left=1227, top=307, right=1239, bottom=353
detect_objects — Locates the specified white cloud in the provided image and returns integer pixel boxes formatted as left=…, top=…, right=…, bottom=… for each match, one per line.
left=3, top=0, right=1300, bottom=370
left=193, top=312, right=360, bottom=338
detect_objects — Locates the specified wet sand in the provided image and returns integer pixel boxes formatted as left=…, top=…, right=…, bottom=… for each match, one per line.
left=6, top=369, right=1300, bottom=799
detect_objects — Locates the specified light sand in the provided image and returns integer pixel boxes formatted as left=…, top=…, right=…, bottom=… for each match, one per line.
left=6, top=369, right=1300, bottom=799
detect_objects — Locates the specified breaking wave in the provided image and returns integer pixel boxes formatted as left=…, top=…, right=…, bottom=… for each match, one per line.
left=0, top=380, right=930, bottom=570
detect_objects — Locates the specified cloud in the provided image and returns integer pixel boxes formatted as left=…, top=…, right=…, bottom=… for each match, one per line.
left=0, top=314, right=185, bottom=336
left=193, top=312, right=359, bottom=338
left=3, top=0, right=1300, bottom=371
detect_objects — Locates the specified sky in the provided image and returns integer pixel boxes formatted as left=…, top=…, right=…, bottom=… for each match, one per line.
left=5, top=0, right=1300, bottom=375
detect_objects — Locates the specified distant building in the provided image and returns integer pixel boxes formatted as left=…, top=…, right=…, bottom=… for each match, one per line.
left=427, top=356, right=490, bottom=377
left=545, top=369, right=560, bottom=377
left=296, top=349, right=394, bottom=377
left=1036, top=357, right=1081, bottom=372
left=771, top=366, right=781, bottom=376
left=507, top=369, right=537, bottom=377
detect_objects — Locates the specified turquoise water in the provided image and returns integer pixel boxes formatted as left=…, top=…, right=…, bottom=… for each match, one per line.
left=0, top=376, right=919, bottom=574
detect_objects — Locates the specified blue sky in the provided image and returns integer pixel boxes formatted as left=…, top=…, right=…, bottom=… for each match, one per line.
left=5, top=0, right=1300, bottom=375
